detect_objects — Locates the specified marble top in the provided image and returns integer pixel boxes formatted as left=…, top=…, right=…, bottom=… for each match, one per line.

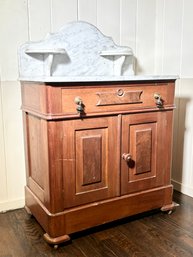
left=19, top=75, right=178, bottom=83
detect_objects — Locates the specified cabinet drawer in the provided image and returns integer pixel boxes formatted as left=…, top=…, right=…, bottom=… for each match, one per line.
left=21, top=82, right=175, bottom=117
left=59, top=83, right=175, bottom=116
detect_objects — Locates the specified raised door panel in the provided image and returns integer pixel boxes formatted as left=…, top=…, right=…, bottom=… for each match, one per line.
left=62, top=116, right=120, bottom=208
left=121, top=111, right=173, bottom=195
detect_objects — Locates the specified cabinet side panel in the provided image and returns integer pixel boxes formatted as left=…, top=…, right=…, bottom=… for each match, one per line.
left=21, top=83, right=47, bottom=114
left=27, top=115, right=44, bottom=189
left=47, top=121, right=64, bottom=213
left=24, top=114, right=50, bottom=207
left=162, top=110, right=174, bottom=185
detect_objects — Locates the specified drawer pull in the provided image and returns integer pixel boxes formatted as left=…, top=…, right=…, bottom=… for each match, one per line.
left=154, top=93, right=163, bottom=108
left=74, top=96, right=85, bottom=114
left=122, top=153, right=132, bottom=162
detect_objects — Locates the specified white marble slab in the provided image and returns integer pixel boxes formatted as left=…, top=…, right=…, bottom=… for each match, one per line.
left=19, top=75, right=178, bottom=83
left=18, top=21, right=134, bottom=79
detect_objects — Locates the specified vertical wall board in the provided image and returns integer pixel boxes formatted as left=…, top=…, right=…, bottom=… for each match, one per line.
left=28, top=0, right=51, bottom=40
left=97, top=0, right=120, bottom=44
left=162, top=0, right=183, bottom=75
left=154, top=0, right=165, bottom=74
left=171, top=79, right=181, bottom=183
left=0, top=81, right=7, bottom=202
left=51, top=0, right=78, bottom=32
left=180, top=0, right=193, bottom=78
left=1, top=81, right=26, bottom=201
left=0, top=0, right=28, bottom=81
left=135, top=0, right=156, bottom=75
left=175, top=79, right=193, bottom=189
left=120, top=0, right=137, bottom=55
left=78, top=0, right=97, bottom=25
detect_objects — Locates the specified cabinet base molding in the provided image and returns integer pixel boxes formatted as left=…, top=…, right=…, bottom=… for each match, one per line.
left=25, top=185, right=173, bottom=244
left=24, top=205, right=32, bottom=215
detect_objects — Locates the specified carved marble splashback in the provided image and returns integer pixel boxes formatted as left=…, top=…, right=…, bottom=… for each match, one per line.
left=18, top=21, right=134, bottom=79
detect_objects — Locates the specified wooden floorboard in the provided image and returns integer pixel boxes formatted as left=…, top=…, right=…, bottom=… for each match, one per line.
left=0, top=190, right=193, bottom=257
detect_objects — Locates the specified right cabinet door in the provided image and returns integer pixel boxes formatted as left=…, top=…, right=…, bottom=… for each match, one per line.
left=121, top=111, right=173, bottom=195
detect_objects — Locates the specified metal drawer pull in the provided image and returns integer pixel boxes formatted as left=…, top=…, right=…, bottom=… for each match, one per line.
left=154, top=93, right=163, bottom=108
left=74, top=96, right=85, bottom=114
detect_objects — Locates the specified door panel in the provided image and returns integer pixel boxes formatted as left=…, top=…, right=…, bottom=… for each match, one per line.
left=130, top=123, right=156, bottom=179
left=62, top=116, right=120, bottom=208
left=121, top=112, right=170, bottom=195
left=76, top=129, right=106, bottom=193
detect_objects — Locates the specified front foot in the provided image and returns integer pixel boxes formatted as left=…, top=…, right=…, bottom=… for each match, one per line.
left=43, top=233, right=71, bottom=248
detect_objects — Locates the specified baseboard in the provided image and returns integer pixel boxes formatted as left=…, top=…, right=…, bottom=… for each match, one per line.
left=172, top=179, right=193, bottom=198
left=0, top=198, right=25, bottom=212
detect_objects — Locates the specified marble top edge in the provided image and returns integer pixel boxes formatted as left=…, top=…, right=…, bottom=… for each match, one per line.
left=19, top=75, right=178, bottom=83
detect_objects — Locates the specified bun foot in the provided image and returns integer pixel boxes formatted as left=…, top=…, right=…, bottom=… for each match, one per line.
left=161, top=201, right=179, bottom=214
left=43, top=233, right=70, bottom=247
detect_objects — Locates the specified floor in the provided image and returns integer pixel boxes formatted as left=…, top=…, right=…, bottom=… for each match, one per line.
left=0, top=190, right=193, bottom=257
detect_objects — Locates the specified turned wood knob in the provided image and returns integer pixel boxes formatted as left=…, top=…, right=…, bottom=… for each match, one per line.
left=122, top=153, right=132, bottom=162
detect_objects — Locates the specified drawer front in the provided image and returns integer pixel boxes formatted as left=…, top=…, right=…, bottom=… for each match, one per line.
left=21, top=82, right=175, bottom=117
left=58, top=83, right=175, bottom=116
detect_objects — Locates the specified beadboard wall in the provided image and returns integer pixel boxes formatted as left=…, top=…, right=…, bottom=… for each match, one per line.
left=0, top=0, right=193, bottom=211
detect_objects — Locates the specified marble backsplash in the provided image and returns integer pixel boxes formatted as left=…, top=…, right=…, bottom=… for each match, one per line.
left=18, top=21, right=134, bottom=79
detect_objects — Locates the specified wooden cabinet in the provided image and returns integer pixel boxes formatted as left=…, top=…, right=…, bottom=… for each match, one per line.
left=21, top=79, right=176, bottom=246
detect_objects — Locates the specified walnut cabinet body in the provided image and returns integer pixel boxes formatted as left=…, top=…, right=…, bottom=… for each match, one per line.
left=21, top=79, right=176, bottom=245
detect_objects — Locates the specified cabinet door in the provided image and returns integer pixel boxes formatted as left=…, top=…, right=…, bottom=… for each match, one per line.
left=62, top=116, right=120, bottom=208
left=121, top=111, right=173, bottom=195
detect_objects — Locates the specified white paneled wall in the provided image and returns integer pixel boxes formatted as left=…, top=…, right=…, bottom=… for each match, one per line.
left=120, top=0, right=137, bottom=51
left=0, top=80, right=7, bottom=205
left=51, top=0, right=77, bottom=32
left=135, top=0, right=157, bottom=74
left=28, top=0, right=51, bottom=41
left=162, top=0, right=183, bottom=75
left=0, top=82, right=25, bottom=211
left=0, top=0, right=28, bottom=81
left=1, top=0, right=193, bottom=211
left=181, top=1, right=193, bottom=77
left=97, top=0, right=120, bottom=44
left=78, top=0, right=97, bottom=25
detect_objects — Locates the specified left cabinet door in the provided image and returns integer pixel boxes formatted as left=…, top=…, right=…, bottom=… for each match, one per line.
left=62, top=116, right=120, bottom=208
